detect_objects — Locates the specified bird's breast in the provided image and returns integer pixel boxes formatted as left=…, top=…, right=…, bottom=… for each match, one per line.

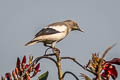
left=44, top=32, right=67, bottom=41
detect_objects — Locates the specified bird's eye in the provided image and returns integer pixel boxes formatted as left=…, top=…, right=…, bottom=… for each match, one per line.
left=74, top=23, right=78, bottom=26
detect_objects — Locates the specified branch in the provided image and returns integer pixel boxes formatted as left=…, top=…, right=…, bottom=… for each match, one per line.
left=53, top=48, right=63, bottom=80
left=61, top=57, right=84, bottom=69
left=62, top=71, right=79, bottom=80
left=44, top=47, right=52, bottom=55
left=61, top=57, right=96, bottom=75
left=44, top=53, right=56, bottom=56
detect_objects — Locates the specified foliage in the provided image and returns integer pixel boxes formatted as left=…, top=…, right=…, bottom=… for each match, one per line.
left=38, top=71, right=49, bottom=80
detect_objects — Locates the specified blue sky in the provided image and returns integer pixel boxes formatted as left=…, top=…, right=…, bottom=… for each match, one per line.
left=0, top=0, right=120, bottom=80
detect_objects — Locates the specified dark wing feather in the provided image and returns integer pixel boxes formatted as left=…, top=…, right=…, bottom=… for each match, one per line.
left=35, top=28, right=60, bottom=37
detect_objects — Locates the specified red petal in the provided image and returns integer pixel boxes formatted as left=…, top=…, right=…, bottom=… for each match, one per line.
left=103, top=63, right=118, bottom=79
left=35, top=63, right=40, bottom=72
left=31, top=63, right=40, bottom=78
left=109, top=65, right=118, bottom=79
left=101, top=72, right=105, bottom=77
left=5, top=73, right=12, bottom=80
left=101, top=72, right=110, bottom=80
left=16, top=57, right=20, bottom=69
left=22, top=55, right=26, bottom=64
left=25, top=64, right=32, bottom=72
left=25, top=64, right=29, bottom=69
left=106, top=58, right=120, bottom=65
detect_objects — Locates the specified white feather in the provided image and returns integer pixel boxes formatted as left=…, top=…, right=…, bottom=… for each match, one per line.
left=25, top=41, right=38, bottom=46
left=48, top=25, right=67, bottom=32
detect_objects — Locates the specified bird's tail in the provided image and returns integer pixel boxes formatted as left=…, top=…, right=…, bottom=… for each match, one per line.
left=25, top=40, right=39, bottom=46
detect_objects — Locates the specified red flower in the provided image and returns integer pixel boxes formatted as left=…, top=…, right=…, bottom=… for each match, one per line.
left=3, top=56, right=40, bottom=80
left=101, top=63, right=118, bottom=80
left=5, top=73, right=12, bottom=80
left=106, top=58, right=120, bottom=65
left=25, top=64, right=29, bottom=69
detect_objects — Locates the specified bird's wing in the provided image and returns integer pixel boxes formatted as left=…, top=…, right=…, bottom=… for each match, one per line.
left=35, top=22, right=67, bottom=37
left=48, top=22, right=67, bottom=32
left=35, top=28, right=61, bottom=37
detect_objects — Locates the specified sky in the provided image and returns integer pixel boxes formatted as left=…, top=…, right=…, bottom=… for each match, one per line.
left=0, top=0, right=120, bottom=80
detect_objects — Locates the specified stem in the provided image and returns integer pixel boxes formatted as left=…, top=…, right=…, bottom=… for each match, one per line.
left=62, top=71, right=79, bottom=80
left=61, top=57, right=96, bottom=75
left=54, top=48, right=64, bottom=80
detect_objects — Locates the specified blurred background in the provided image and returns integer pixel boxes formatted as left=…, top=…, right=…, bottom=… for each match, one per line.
left=0, top=0, right=120, bottom=80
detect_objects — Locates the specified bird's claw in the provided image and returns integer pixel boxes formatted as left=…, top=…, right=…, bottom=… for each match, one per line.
left=44, top=47, right=60, bottom=56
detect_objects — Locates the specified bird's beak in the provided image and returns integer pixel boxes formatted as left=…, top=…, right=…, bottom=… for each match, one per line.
left=78, top=28, right=84, bottom=32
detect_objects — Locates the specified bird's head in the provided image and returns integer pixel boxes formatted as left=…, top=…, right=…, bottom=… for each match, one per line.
left=64, top=20, right=83, bottom=32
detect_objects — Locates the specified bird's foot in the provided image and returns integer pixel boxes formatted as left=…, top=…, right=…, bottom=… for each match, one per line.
left=44, top=47, right=60, bottom=56
left=52, top=48, right=60, bottom=54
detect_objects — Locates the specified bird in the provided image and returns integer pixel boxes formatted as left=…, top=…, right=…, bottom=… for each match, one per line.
left=25, top=20, right=83, bottom=48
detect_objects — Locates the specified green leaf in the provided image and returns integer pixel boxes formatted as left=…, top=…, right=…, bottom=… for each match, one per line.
left=38, top=71, right=49, bottom=80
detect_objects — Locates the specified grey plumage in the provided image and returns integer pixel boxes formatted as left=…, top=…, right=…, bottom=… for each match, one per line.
left=25, top=20, right=83, bottom=48
left=35, top=28, right=61, bottom=37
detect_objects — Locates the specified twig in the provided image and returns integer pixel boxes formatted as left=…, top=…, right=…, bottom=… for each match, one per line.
left=61, top=57, right=84, bottom=69
left=44, top=53, right=56, bottom=56
left=61, top=57, right=96, bottom=75
left=62, top=71, right=79, bottom=80
left=44, top=47, right=52, bottom=55
left=102, top=43, right=116, bottom=59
